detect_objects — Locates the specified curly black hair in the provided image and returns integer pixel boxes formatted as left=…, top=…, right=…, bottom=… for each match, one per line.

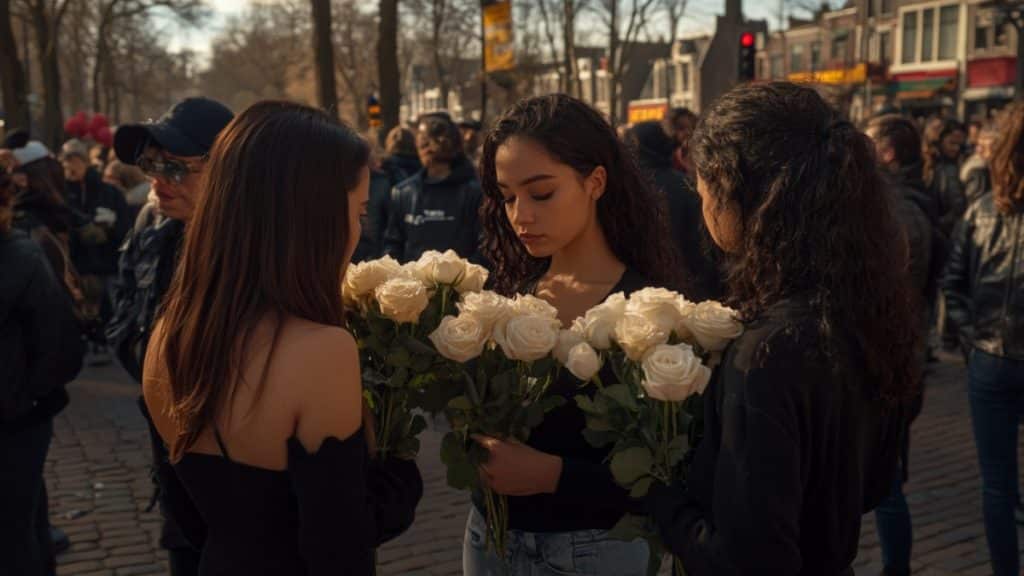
left=480, top=94, right=683, bottom=296
left=692, top=82, right=921, bottom=403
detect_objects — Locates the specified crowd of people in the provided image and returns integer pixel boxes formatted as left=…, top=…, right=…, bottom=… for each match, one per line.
left=1, top=81, right=1022, bottom=576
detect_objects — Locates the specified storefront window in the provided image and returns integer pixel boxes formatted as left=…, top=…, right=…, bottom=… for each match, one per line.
left=771, top=55, right=783, bottom=79
left=832, top=34, right=848, bottom=62
left=681, top=63, right=690, bottom=92
left=791, top=44, right=805, bottom=72
left=879, top=31, right=891, bottom=65
left=811, top=41, right=821, bottom=70
left=902, top=11, right=917, bottom=64
left=976, top=20, right=989, bottom=50
left=922, top=8, right=934, bottom=61
left=938, top=5, right=959, bottom=60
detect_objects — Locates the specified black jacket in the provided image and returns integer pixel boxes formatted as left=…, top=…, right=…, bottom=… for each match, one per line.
left=941, top=192, right=1024, bottom=361
left=0, top=229, right=83, bottom=429
left=887, top=165, right=936, bottom=303
left=351, top=169, right=392, bottom=263
left=64, top=167, right=131, bottom=275
left=928, top=160, right=966, bottom=239
left=648, top=299, right=902, bottom=576
left=633, top=123, right=725, bottom=301
left=380, top=154, right=422, bottom=187
left=382, top=156, right=483, bottom=263
left=107, top=205, right=184, bottom=381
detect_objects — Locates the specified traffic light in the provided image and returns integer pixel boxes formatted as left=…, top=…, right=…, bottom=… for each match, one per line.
left=738, top=31, right=756, bottom=82
left=368, top=95, right=381, bottom=128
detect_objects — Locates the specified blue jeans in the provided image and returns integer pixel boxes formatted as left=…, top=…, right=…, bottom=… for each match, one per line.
left=462, top=507, right=649, bottom=576
left=874, top=464, right=912, bottom=574
left=968, top=350, right=1024, bottom=576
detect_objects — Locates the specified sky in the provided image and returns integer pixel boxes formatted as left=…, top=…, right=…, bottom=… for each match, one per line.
left=161, top=0, right=808, bottom=64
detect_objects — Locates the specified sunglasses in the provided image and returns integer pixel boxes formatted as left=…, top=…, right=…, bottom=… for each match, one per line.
left=137, top=155, right=204, bottom=184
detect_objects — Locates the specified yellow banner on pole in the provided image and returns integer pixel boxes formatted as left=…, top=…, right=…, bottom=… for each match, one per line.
left=483, top=0, right=515, bottom=73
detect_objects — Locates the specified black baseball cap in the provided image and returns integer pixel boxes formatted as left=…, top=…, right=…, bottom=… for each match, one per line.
left=114, top=97, right=234, bottom=165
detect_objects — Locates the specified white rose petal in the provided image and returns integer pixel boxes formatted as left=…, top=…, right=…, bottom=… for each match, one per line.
left=429, top=314, right=488, bottom=363
left=565, top=342, right=602, bottom=381
left=673, top=295, right=697, bottom=341
left=641, top=343, right=712, bottom=402
left=579, top=292, right=627, bottom=350
left=512, top=294, right=559, bottom=318
left=614, top=312, right=671, bottom=361
left=374, top=277, right=430, bottom=324
left=498, top=314, right=560, bottom=362
left=456, top=263, right=489, bottom=293
left=457, top=290, right=514, bottom=335
left=415, top=249, right=467, bottom=285
left=344, top=256, right=404, bottom=303
left=685, top=301, right=743, bottom=352
left=554, top=328, right=585, bottom=364
left=625, top=287, right=684, bottom=333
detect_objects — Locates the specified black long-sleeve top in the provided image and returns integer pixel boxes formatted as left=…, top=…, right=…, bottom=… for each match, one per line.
left=648, top=298, right=902, bottom=575
left=473, top=268, right=653, bottom=532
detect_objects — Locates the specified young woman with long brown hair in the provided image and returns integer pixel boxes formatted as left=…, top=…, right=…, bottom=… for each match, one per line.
left=647, top=82, right=921, bottom=575
left=942, top=102, right=1024, bottom=576
left=142, top=101, right=422, bottom=575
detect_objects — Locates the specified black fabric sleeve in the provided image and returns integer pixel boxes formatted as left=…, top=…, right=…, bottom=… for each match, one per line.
left=648, top=334, right=810, bottom=576
left=287, top=433, right=423, bottom=575
left=23, top=249, right=84, bottom=396
left=382, top=186, right=406, bottom=261
left=555, top=456, right=633, bottom=515
left=940, top=204, right=975, bottom=351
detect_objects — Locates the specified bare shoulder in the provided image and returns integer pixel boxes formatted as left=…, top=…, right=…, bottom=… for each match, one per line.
left=275, top=318, right=363, bottom=453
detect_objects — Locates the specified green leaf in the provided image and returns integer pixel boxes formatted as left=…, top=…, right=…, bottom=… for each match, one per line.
left=446, top=459, right=477, bottom=490
left=387, top=347, right=411, bottom=369
left=630, top=476, right=653, bottom=499
left=448, top=395, right=473, bottom=412
left=602, top=384, right=639, bottom=411
left=408, top=414, right=428, bottom=437
left=606, top=513, right=651, bottom=542
left=575, top=395, right=604, bottom=415
left=667, top=435, right=688, bottom=468
left=581, top=428, right=619, bottom=448
left=610, top=446, right=653, bottom=486
left=388, top=367, right=409, bottom=388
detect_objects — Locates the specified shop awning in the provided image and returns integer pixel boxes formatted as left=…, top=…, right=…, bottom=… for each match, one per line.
left=962, top=85, right=1015, bottom=101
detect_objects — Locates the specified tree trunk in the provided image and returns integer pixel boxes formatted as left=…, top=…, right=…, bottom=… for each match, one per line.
left=31, top=5, right=64, bottom=148
left=92, top=26, right=109, bottom=113
left=0, top=0, right=31, bottom=131
left=608, top=0, right=619, bottom=124
left=310, top=0, right=339, bottom=116
left=563, top=0, right=579, bottom=97
left=378, top=0, right=400, bottom=144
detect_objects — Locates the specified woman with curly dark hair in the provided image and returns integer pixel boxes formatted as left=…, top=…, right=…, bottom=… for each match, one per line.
left=941, top=101, right=1024, bottom=576
left=646, top=82, right=921, bottom=575
left=464, top=94, right=682, bottom=575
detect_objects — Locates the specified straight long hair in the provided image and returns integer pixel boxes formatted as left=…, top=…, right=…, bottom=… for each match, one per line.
left=158, top=101, right=369, bottom=461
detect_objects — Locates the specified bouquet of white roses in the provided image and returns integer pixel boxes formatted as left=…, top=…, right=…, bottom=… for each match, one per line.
left=429, top=292, right=567, bottom=561
left=343, top=251, right=488, bottom=459
left=565, top=288, right=743, bottom=575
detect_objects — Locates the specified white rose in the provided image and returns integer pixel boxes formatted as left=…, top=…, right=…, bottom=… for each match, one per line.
left=456, top=263, right=489, bottom=293
left=641, top=343, right=712, bottom=402
left=673, top=295, right=697, bottom=341
left=565, top=342, right=602, bottom=381
left=512, top=294, right=559, bottom=318
left=429, top=314, right=488, bottom=363
left=414, top=249, right=466, bottom=285
left=457, top=290, right=514, bottom=334
left=578, top=292, right=627, bottom=350
left=344, top=256, right=404, bottom=302
left=374, top=277, right=430, bottom=324
left=554, top=328, right=585, bottom=364
left=685, top=301, right=743, bottom=352
left=625, top=287, right=684, bottom=333
left=614, top=312, right=671, bottom=361
left=498, top=314, right=560, bottom=362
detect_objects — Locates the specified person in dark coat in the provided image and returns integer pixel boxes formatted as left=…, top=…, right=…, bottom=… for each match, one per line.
left=0, top=169, right=84, bottom=576
left=630, top=121, right=725, bottom=301
left=380, top=126, right=422, bottom=186
left=865, top=113, right=936, bottom=576
left=647, top=82, right=920, bottom=576
left=383, top=113, right=483, bottom=263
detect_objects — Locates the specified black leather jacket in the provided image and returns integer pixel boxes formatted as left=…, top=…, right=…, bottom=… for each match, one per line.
left=941, top=192, right=1024, bottom=360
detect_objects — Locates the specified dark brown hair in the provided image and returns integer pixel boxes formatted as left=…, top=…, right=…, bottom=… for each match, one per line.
left=0, top=171, right=13, bottom=235
left=692, top=82, right=920, bottom=403
left=158, top=100, right=369, bottom=461
left=989, top=101, right=1024, bottom=214
left=480, top=94, right=682, bottom=295
left=867, top=114, right=923, bottom=169
left=921, top=116, right=965, bottom=186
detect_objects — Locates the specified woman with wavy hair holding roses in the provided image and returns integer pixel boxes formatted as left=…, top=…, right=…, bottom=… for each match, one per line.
left=646, top=83, right=922, bottom=575
left=461, top=94, right=683, bottom=575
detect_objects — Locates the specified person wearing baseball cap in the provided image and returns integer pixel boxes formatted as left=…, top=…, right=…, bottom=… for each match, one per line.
left=108, top=97, right=234, bottom=576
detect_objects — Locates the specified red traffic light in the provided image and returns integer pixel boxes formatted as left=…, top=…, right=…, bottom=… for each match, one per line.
left=741, top=32, right=755, bottom=48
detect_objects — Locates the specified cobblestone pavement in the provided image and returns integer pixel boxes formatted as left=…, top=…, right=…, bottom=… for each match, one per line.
left=47, top=354, right=1022, bottom=576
